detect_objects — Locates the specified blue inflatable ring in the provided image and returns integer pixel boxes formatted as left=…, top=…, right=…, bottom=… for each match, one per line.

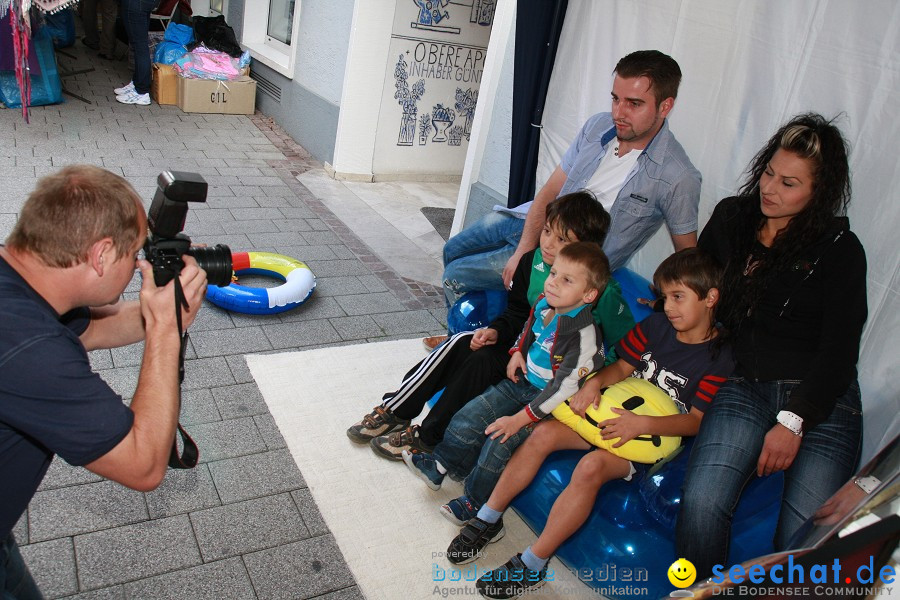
left=205, top=251, right=316, bottom=315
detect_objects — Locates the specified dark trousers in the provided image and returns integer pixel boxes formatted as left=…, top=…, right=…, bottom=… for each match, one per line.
left=384, top=332, right=509, bottom=447
left=1, top=534, right=43, bottom=600
left=121, top=0, right=158, bottom=94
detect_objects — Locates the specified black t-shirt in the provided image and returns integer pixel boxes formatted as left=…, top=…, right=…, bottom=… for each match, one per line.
left=0, top=255, right=133, bottom=538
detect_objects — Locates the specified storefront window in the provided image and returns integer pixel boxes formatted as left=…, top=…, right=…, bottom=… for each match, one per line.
left=267, top=0, right=295, bottom=46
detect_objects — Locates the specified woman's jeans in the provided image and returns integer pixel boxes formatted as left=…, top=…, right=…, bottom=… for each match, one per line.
left=1, top=534, right=43, bottom=600
left=676, top=378, right=862, bottom=579
left=441, top=211, right=524, bottom=308
left=121, top=0, right=159, bottom=94
left=432, top=378, right=537, bottom=502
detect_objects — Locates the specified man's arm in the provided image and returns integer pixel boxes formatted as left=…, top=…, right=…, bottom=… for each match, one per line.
left=670, top=231, right=697, bottom=252
left=84, top=259, right=207, bottom=491
left=501, top=166, right=567, bottom=287
left=80, top=301, right=144, bottom=351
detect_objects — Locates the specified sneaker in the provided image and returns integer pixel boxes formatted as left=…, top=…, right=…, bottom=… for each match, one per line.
left=402, top=449, right=445, bottom=491
left=347, top=406, right=410, bottom=444
left=423, top=335, right=448, bottom=350
left=370, top=424, right=434, bottom=461
left=114, top=81, right=134, bottom=95
left=476, top=554, right=547, bottom=598
left=440, top=495, right=478, bottom=526
left=446, top=516, right=505, bottom=565
left=116, top=90, right=151, bottom=105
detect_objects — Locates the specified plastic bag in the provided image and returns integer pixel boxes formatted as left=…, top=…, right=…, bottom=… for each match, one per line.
left=0, top=27, right=62, bottom=108
left=154, top=23, right=193, bottom=64
left=44, top=8, right=75, bottom=48
left=190, top=15, right=242, bottom=58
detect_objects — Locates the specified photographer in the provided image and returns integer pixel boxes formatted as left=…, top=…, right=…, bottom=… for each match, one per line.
left=0, top=165, right=207, bottom=598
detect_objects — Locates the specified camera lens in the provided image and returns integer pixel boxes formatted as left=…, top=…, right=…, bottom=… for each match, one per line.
left=188, top=244, right=233, bottom=287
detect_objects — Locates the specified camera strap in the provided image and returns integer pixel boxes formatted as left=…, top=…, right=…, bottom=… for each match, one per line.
left=168, top=275, right=199, bottom=469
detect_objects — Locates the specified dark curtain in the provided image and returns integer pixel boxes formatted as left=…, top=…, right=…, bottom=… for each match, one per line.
left=507, top=0, right=568, bottom=208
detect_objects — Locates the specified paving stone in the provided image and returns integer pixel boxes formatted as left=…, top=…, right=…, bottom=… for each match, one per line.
left=189, top=326, right=273, bottom=358
left=371, top=309, right=444, bottom=336
left=122, top=558, right=254, bottom=600
left=315, top=587, right=366, bottom=600
left=74, top=515, right=202, bottom=590
left=335, top=292, right=407, bottom=316
left=278, top=207, right=316, bottom=219
left=221, top=219, right=281, bottom=234
left=313, top=276, right=372, bottom=297
left=290, top=489, right=329, bottom=537
left=329, top=245, right=356, bottom=259
left=20, top=537, right=78, bottom=598
left=144, top=464, right=220, bottom=519
left=189, top=302, right=235, bottom=332
left=229, top=207, right=286, bottom=221
left=87, top=349, right=113, bottom=371
left=179, top=388, right=223, bottom=426
left=225, top=355, right=253, bottom=383
left=356, top=274, right=389, bottom=293
left=30, top=480, right=149, bottom=541
left=207, top=449, right=305, bottom=504
left=190, top=416, right=267, bottom=463
left=300, top=231, right=342, bottom=246
left=261, top=319, right=342, bottom=350
left=109, top=340, right=144, bottom=368
left=243, top=535, right=356, bottom=600
left=304, top=259, right=372, bottom=278
left=182, top=357, right=237, bottom=390
left=59, top=585, right=125, bottom=599
left=37, top=457, right=103, bottom=492
left=253, top=413, right=287, bottom=450
left=278, top=295, right=346, bottom=322
left=331, top=315, right=383, bottom=340
left=273, top=244, right=337, bottom=261
left=95, top=365, right=140, bottom=398
left=190, top=493, right=308, bottom=562
left=13, top=513, right=28, bottom=544
left=255, top=196, right=294, bottom=208
left=247, top=231, right=306, bottom=247
left=211, top=382, right=268, bottom=419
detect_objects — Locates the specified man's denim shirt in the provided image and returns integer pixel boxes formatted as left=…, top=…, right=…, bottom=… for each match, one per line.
left=518, top=113, right=701, bottom=270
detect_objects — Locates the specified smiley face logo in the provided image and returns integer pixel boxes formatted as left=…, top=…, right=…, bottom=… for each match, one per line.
left=668, top=558, right=697, bottom=588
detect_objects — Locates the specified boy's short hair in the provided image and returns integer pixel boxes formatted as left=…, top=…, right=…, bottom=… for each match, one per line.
left=653, top=247, right=722, bottom=300
left=614, top=50, right=682, bottom=107
left=557, top=241, right=611, bottom=294
left=7, top=165, right=144, bottom=268
left=545, top=190, right=611, bottom=246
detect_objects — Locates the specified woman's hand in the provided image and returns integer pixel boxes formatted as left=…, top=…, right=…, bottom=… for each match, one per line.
left=486, top=411, right=531, bottom=443
left=756, top=424, right=802, bottom=477
left=506, top=351, right=526, bottom=383
left=813, top=479, right=867, bottom=526
left=569, top=377, right=602, bottom=417
left=470, top=328, right=498, bottom=350
left=598, top=408, right=647, bottom=447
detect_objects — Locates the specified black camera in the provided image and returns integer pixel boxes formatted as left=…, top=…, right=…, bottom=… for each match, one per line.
left=144, top=171, right=233, bottom=287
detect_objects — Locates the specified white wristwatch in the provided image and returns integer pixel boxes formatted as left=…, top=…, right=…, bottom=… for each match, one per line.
left=776, top=410, right=803, bottom=437
left=855, top=475, right=881, bottom=494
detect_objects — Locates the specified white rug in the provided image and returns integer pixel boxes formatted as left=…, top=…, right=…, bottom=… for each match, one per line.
left=246, top=339, right=591, bottom=600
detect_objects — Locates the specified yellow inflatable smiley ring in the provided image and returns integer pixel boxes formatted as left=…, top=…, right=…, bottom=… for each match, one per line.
left=551, top=377, right=681, bottom=464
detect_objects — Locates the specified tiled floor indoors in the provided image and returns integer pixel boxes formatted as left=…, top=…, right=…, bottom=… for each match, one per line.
left=2, top=41, right=453, bottom=599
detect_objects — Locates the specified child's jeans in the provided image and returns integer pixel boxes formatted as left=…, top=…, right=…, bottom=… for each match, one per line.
left=432, top=378, right=540, bottom=489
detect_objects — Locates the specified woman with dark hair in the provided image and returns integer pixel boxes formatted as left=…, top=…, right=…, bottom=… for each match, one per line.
left=676, top=113, right=867, bottom=578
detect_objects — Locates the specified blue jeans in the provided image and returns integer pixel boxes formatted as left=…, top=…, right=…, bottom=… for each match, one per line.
left=121, top=0, right=159, bottom=94
left=432, top=378, right=538, bottom=492
left=463, top=427, right=531, bottom=510
left=442, top=211, right=524, bottom=308
left=676, top=378, right=862, bottom=578
left=1, top=534, right=43, bottom=600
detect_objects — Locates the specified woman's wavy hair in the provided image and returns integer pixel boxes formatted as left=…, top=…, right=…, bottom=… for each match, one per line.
left=719, top=113, right=851, bottom=330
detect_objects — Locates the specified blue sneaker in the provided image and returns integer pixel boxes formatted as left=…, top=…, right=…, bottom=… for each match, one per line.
left=440, top=495, right=478, bottom=526
left=402, top=449, right=444, bottom=490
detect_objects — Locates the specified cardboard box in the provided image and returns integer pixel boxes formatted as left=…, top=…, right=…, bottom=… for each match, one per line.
left=176, top=76, right=257, bottom=115
left=151, top=63, right=178, bottom=105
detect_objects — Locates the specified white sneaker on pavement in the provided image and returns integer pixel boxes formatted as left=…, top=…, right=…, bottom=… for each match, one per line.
left=113, top=81, right=134, bottom=95
left=116, top=90, right=151, bottom=106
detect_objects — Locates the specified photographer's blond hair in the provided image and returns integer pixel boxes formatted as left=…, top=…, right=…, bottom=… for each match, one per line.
left=6, top=165, right=144, bottom=268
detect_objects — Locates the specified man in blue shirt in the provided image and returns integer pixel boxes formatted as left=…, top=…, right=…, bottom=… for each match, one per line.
left=0, top=166, right=208, bottom=597
left=439, top=50, right=701, bottom=325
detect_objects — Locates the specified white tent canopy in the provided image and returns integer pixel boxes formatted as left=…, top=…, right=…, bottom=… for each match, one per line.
left=466, top=0, right=900, bottom=463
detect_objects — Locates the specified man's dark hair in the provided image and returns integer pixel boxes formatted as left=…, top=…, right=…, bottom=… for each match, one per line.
left=545, top=190, right=611, bottom=246
left=615, top=50, right=682, bottom=106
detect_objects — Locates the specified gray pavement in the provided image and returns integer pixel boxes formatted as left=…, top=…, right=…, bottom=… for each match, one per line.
left=3, top=42, right=445, bottom=599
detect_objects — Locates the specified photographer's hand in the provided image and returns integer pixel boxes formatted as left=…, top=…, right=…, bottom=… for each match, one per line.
left=176, top=256, right=208, bottom=330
